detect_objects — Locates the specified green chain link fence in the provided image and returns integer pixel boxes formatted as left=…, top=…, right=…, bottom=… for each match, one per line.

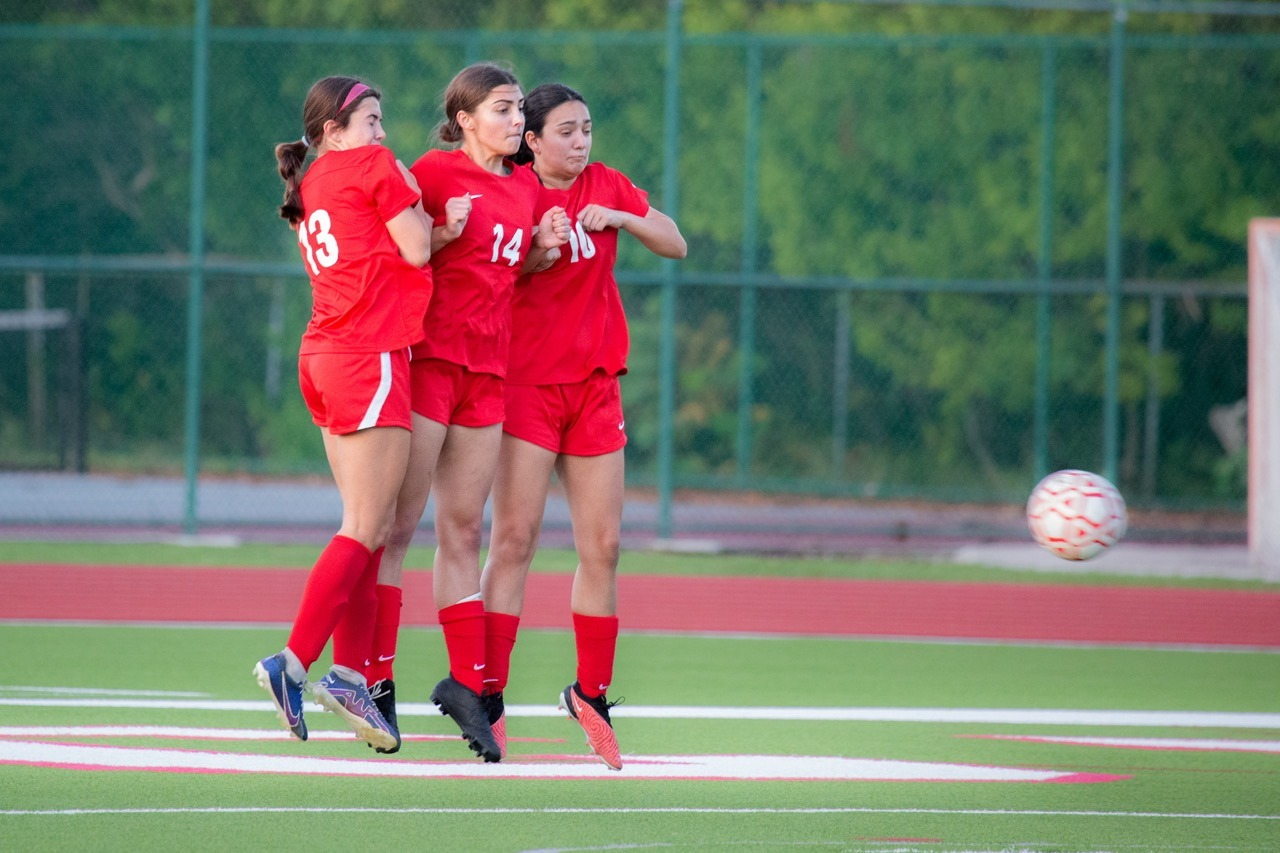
left=1, top=0, right=1275, bottom=535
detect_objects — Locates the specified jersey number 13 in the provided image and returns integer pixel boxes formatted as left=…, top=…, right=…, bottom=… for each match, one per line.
left=299, top=209, right=339, bottom=275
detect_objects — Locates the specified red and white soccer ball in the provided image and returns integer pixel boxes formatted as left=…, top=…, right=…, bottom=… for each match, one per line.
left=1026, top=469, right=1127, bottom=560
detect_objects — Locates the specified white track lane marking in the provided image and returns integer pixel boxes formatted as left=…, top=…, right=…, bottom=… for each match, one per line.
left=4, top=726, right=1277, bottom=755
left=1, top=699, right=1277, bottom=729
left=0, top=686, right=209, bottom=697
left=972, top=734, right=1280, bottom=753
left=0, top=740, right=1124, bottom=782
left=2, top=806, right=1277, bottom=820
left=0, top=726, right=461, bottom=741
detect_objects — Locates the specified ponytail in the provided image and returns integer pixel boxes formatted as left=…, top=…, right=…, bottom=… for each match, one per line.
left=276, top=76, right=380, bottom=227
left=275, top=139, right=309, bottom=226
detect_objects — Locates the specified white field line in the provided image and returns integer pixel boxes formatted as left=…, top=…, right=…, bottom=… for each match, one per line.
left=0, top=726, right=462, bottom=741
left=1, top=698, right=1278, bottom=729
left=2, top=806, right=1277, bottom=820
left=0, top=740, right=1119, bottom=782
left=975, top=734, right=1280, bottom=753
left=0, top=686, right=209, bottom=697
left=6, top=726, right=1277, bottom=754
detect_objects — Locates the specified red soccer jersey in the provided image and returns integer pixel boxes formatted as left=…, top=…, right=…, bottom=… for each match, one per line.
left=296, top=145, right=431, bottom=354
left=506, top=162, right=650, bottom=385
left=409, top=148, right=542, bottom=377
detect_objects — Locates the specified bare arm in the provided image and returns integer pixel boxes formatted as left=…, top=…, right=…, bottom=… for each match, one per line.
left=578, top=204, right=687, bottom=259
left=520, top=245, right=561, bottom=275
left=385, top=205, right=433, bottom=267
left=385, top=160, right=432, bottom=267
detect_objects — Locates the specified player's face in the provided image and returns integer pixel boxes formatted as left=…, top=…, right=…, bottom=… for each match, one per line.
left=326, top=97, right=385, bottom=151
left=463, top=84, right=526, bottom=158
left=530, top=100, right=592, bottom=183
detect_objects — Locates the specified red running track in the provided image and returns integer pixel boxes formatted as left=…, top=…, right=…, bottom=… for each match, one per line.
left=2, top=564, right=1278, bottom=647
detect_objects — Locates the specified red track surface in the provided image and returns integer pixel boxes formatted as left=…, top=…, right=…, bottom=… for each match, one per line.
left=2, top=564, right=1278, bottom=647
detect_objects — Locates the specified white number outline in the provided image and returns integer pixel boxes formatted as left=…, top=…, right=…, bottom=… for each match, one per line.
left=566, top=220, right=597, bottom=263
left=299, top=209, right=339, bottom=275
left=489, top=224, right=525, bottom=267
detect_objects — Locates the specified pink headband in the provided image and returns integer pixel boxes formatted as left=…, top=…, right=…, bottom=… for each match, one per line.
left=339, top=83, right=371, bottom=114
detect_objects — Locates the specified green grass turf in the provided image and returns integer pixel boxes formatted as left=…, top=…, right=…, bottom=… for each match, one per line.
left=1, top=622, right=1278, bottom=851
left=2, top=539, right=1274, bottom=589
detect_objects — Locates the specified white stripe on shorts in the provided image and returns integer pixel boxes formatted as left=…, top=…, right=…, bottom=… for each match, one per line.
left=358, top=351, right=394, bottom=430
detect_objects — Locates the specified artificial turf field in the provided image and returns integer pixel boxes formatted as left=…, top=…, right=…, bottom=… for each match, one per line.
left=1, top=541, right=1277, bottom=852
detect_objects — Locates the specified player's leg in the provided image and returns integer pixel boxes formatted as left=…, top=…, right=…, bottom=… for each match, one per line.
left=308, top=424, right=411, bottom=751
left=556, top=448, right=626, bottom=770
left=256, top=424, right=409, bottom=743
left=255, top=351, right=408, bottom=743
left=480, top=432, right=557, bottom=756
left=364, top=411, right=448, bottom=750
left=427, top=421, right=504, bottom=761
left=482, top=434, right=557, bottom=614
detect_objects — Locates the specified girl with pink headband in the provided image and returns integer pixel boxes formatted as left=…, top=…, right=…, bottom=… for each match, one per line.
left=253, top=76, right=433, bottom=755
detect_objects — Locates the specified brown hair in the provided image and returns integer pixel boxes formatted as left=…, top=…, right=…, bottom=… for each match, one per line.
left=435, top=61, right=521, bottom=145
left=513, top=82, right=587, bottom=166
left=274, top=76, right=382, bottom=226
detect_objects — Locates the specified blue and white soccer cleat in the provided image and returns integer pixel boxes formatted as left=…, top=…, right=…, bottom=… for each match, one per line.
left=253, top=653, right=308, bottom=741
left=368, top=679, right=401, bottom=755
left=313, top=670, right=400, bottom=752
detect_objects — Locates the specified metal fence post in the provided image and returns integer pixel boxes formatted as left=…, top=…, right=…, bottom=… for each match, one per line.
left=1103, top=0, right=1128, bottom=484
left=736, top=41, right=762, bottom=486
left=1033, top=38, right=1057, bottom=482
left=1143, top=293, right=1164, bottom=498
left=182, top=0, right=210, bottom=534
left=657, top=0, right=683, bottom=538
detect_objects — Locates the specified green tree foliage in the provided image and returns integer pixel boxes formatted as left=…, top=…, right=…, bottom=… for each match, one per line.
left=0, top=0, right=1271, bottom=502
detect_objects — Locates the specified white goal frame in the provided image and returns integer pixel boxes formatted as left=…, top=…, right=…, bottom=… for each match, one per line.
left=1248, top=218, right=1280, bottom=581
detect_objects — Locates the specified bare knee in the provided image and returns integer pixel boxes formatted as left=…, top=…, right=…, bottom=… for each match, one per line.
left=338, top=515, right=393, bottom=552
left=491, top=521, right=541, bottom=572
left=384, top=514, right=418, bottom=556
left=577, top=529, right=620, bottom=577
left=437, top=512, right=485, bottom=561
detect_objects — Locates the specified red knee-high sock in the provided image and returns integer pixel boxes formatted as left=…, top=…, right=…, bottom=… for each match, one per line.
left=439, top=599, right=486, bottom=695
left=573, top=613, right=619, bottom=699
left=330, top=546, right=381, bottom=674
left=483, top=611, right=521, bottom=695
left=365, top=583, right=403, bottom=685
left=285, top=535, right=371, bottom=670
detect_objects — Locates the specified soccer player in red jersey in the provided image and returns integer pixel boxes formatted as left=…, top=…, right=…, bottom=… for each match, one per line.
left=367, top=63, right=569, bottom=762
left=480, top=83, right=687, bottom=769
left=254, top=77, right=433, bottom=755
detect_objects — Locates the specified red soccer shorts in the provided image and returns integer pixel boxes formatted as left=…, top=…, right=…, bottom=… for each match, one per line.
left=503, top=370, right=627, bottom=456
left=298, top=348, right=412, bottom=435
left=409, top=356, right=504, bottom=428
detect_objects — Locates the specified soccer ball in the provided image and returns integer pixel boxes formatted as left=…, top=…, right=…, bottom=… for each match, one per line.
left=1026, top=469, right=1127, bottom=560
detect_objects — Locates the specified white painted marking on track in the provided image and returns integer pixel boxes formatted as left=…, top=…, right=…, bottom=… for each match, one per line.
left=0, top=726, right=459, bottom=742
left=974, top=734, right=1280, bottom=753
left=1, top=698, right=1277, bottom=729
left=0, top=685, right=208, bottom=697
left=0, top=738, right=1122, bottom=782
left=1, top=806, right=1276, bottom=819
